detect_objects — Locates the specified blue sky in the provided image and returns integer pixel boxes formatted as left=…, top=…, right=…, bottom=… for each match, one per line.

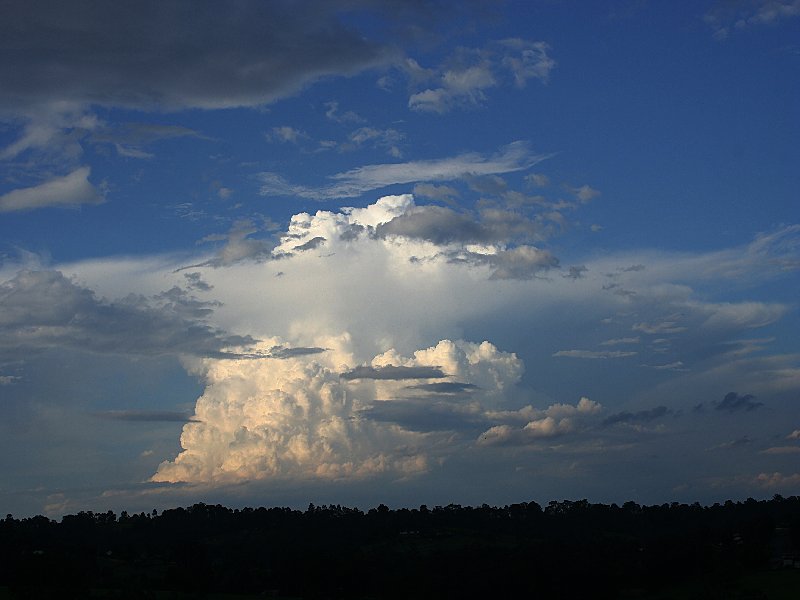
left=1, top=0, right=799, bottom=517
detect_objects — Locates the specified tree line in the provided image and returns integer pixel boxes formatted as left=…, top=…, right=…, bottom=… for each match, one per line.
left=1, top=495, right=799, bottom=598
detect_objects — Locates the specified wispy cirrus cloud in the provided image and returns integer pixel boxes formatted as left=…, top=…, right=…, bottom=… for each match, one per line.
left=705, top=0, right=800, bottom=40
left=258, top=141, right=552, bottom=200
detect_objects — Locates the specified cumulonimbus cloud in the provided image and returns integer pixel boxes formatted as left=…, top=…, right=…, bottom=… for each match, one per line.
left=152, top=338, right=525, bottom=484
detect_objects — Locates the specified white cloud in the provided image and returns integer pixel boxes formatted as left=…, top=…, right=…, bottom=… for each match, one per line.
left=409, top=63, right=496, bottom=113
left=114, top=144, right=154, bottom=159
left=324, top=101, right=365, bottom=124
left=153, top=338, right=522, bottom=484
left=705, top=0, right=800, bottom=39
left=258, top=141, right=552, bottom=200
left=478, top=397, right=602, bottom=445
left=499, top=39, right=555, bottom=86
left=0, top=167, right=104, bottom=212
left=267, top=126, right=308, bottom=144
left=570, top=184, right=601, bottom=203
left=407, top=39, right=554, bottom=113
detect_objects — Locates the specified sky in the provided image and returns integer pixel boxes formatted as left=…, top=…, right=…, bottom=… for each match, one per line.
left=0, top=0, right=798, bottom=518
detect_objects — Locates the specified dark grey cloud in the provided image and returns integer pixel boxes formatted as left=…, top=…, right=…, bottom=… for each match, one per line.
left=0, top=270, right=253, bottom=359
left=0, top=0, right=400, bottom=113
left=339, top=224, right=366, bottom=242
left=266, top=346, right=327, bottom=359
left=293, top=237, right=326, bottom=252
left=709, top=435, right=753, bottom=450
left=375, top=205, right=544, bottom=248
left=603, top=406, right=671, bottom=426
left=360, top=398, right=484, bottom=432
left=714, top=392, right=763, bottom=413
left=565, top=265, right=588, bottom=280
left=184, top=220, right=274, bottom=269
left=405, top=382, right=478, bottom=394
left=183, top=272, right=213, bottom=292
left=340, top=365, right=447, bottom=380
left=376, top=206, right=490, bottom=245
left=93, top=410, right=198, bottom=423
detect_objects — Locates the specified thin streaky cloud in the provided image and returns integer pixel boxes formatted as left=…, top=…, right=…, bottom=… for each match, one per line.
left=258, top=141, right=553, bottom=200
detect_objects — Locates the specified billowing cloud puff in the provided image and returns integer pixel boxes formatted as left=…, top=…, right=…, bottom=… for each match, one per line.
left=153, top=338, right=524, bottom=484
left=478, top=397, right=603, bottom=445
left=266, top=193, right=557, bottom=280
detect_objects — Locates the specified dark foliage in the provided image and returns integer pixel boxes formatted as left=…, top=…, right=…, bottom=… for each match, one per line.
left=1, top=496, right=799, bottom=598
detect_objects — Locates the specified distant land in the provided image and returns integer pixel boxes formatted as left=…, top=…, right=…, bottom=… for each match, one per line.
left=1, top=495, right=799, bottom=599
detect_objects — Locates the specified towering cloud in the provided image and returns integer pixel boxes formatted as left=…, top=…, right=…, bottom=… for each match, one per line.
left=153, top=338, right=524, bottom=483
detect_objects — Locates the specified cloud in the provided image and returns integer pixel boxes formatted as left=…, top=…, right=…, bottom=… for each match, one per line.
left=527, top=173, right=550, bottom=187
left=788, top=430, right=800, bottom=440
left=267, top=126, right=308, bottom=144
left=345, top=127, right=404, bottom=157
left=405, top=382, right=478, bottom=394
left=258, top=141, right=550, bottom=200
left=191, top=220, right=274, bottom=267
left=340, top=365, right=447, bottom=381
left=23, top=197, right=796, bottom=497
left=714, top=391, right=763, bottom=413
left=266, top=346, right=327, bottom=359
left=569, top=184, right=601, bottom=203
left=409, top=63, right=496, bottom=113
left=0, top=0, right=399, bottom=112
left=753, top=471, right=800, bottom=489
left=360, top=397, right=484, bottom=432
left=760, top=446, right=800, bottom=455
left=709, top=435, right=753, bottom=450
left=412, top=183, right=460, bottom=202
left=183, top=272, right=213, bottom=292
left=153, top=339, right=522, bottom=483
left=478, top=397, right=602, bottom=446
left=324, top=101, right=365, bottom=124
left=376, top=206, right=491, bottom=245
left=600, top=337, right=640, bottom=346
left=553, top=350, right=638, bottom=359
left=603, top=406, right=671, bottom=426
left=293, top=237, right=326, bottom=252
left=705, top=0, right=800, bottom=40
left=0, top=167, right=103, bottom=212
left=499, top=39, right=556, bottom=86
left=0, top=269, right=252, bottom=359
left=644, top=361, right=688, bottom=372
left=565, top=265, right=588, bottom=279
left=407, top=40, right=554, bottom=113
left=90, top=122, right=204, bottom=159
